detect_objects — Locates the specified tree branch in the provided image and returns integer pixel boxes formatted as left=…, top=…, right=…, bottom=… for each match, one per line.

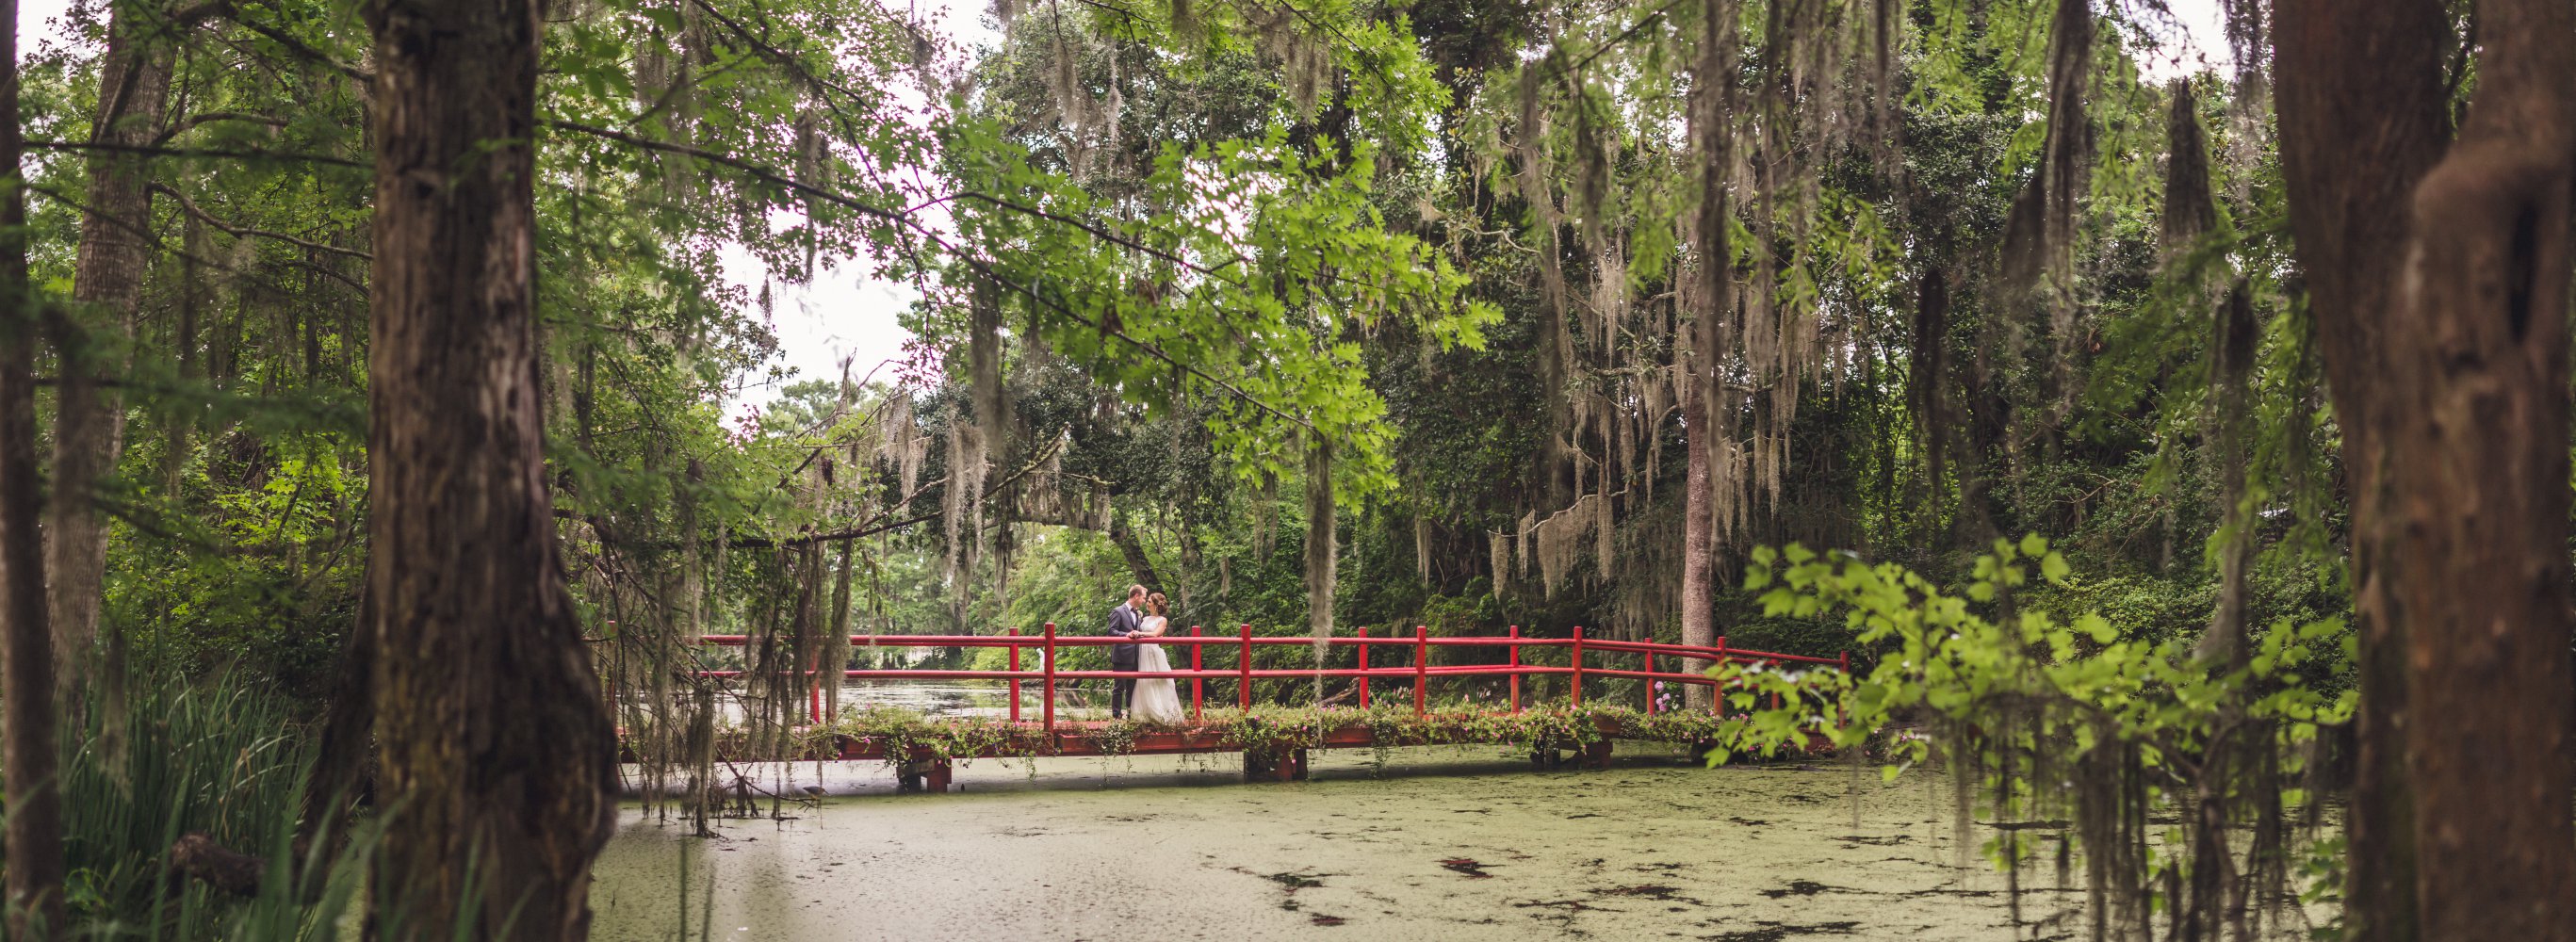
left=154, top=184, right=373, bottom=260
left=546, top=119, right=906, bottom=222
left=550, top=119, right=1320, bottom=433
left=729, top=430, right=1068, bottom=548
left=24, top=138, right=364, bottom=168
left=154, top=110, right=289, bottom=146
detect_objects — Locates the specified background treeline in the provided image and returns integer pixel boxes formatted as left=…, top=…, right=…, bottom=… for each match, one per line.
left=1, top=0, right=2569, bottom=938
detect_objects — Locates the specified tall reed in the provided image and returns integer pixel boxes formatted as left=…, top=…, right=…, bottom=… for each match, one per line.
left=11, top=667, right=530, bottom=939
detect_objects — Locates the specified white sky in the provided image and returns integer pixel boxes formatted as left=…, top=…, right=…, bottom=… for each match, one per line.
left=719, top=0, right=1002, bottom=414
left=2137, top=0, right=2234, bottom=81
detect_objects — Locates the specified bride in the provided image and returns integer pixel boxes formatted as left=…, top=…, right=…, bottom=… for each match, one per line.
left=1130, top=593, right=1188, bottom=724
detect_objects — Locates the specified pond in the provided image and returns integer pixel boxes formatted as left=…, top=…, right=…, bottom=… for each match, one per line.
left=591, top=745, right=2066, bottom=940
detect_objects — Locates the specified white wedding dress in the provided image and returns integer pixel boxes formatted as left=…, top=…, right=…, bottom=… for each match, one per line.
left=1131, top=615, right=1188, bottom=724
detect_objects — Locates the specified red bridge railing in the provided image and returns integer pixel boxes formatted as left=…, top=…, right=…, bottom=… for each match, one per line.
left=697, top=625, right=1848, bottom=728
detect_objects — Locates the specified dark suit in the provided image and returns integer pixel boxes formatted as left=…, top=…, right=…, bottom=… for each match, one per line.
left=1107, top=602, right=1143, bottom=718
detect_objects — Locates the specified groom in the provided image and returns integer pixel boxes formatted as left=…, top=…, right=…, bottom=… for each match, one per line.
left=1105, top=584, right=1148, bottom=719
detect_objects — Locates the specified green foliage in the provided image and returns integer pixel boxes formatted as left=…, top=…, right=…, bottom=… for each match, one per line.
left=33, top=672, right=316, bottom=936
left=1718, top=537, right=2352, bottom=786
left=930, top=69, right=1499, bottom=497
left=16, top=0, right=2388, bottom=931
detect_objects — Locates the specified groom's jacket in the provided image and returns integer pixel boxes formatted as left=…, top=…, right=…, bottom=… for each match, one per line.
left=1107, top=603, right=1142, bottom=670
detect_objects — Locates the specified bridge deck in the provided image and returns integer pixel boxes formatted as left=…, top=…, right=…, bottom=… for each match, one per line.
left=645, top=712, right=1832, bottom=791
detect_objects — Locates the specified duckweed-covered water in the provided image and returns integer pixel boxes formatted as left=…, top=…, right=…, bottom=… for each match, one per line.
left=592, top=744, right=2062, bottom=940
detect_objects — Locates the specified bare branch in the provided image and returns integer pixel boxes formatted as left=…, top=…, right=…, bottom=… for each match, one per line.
left=24, top=138, right=364, bottom=168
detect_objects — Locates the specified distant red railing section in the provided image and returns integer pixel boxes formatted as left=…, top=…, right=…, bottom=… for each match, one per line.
left=697, top=625, right=1848, bottom=728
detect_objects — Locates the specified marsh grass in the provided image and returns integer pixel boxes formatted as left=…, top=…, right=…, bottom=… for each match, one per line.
left=5, top=668, right=418, bottom=941
left=57, top=673, right=311, bottom=932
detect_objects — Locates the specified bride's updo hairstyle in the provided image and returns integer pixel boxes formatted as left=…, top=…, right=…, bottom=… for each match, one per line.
left=1148, top=593, right=1169, bottom=616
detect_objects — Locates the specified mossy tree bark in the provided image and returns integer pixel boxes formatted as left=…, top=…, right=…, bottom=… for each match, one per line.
left=361, top=0, right=616, bottom=934
left=46, top=2, right=185, bottom=706
left=1677, top=0, right=1736, bottom=711
left=0, top=0, right=65, bottom=927
left=2275, top=0, right=2576, bottom=937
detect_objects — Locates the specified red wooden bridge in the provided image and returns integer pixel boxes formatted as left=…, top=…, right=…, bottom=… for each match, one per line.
left=688, top=625, right=1847, bottom=791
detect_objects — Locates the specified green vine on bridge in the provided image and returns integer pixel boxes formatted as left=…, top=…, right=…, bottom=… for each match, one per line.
left=774, top=702, right=1825, bottom=773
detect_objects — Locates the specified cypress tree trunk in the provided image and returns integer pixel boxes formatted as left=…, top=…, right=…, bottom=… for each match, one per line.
left=2274, top=4, right=2448, bottom=940
left=1108, top=512, right=1163, bottom=591
left=825, top=538, right=854, bottom=720
left=0, top=0, right=66, bottom=927
left=1906, top=267, right=1949, bottom=543
left=1304, top=440, right=1335, bottom=641
left=2204, top=284, right=2256, bottom=663
left=1677, top=0, right=1736, bottom=711
left=362, top=0, right=615, bottom=934
left=47, top=5, right=181, bottom=703
left=2380, top=1, right=2576, bottom=934
left=2276, top=0, right=2576, bottom=936
left=1679, top=383, right=1715, bottom=711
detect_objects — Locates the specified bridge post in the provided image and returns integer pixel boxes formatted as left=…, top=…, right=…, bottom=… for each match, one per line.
left=1836, top=650, right=1850, bottom=727
left=1412, top=625, right=1427, bottom=717
left=1645, top=649, right=1655, bottom=717
left=1714, top=635, right=1727, bottom=714
left=1571, top=626, right=1585, bottom=707
left=1238, top=624, right=1251, bottom=709
left=1508, top=625, right=1521, bottom=714
left=1356, top=627, right=1369, bottom=708
left=1007, top=628, right=1021, bottom=724
left=1042, top=623, right=1056, bottom=731
left=1190, top=625, right=1203, bottom=722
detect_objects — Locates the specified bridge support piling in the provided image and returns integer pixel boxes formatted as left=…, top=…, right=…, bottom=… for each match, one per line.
left=1244, top=746, right=1308, bottom=783
left=898, top=753, right=954, bottom=793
